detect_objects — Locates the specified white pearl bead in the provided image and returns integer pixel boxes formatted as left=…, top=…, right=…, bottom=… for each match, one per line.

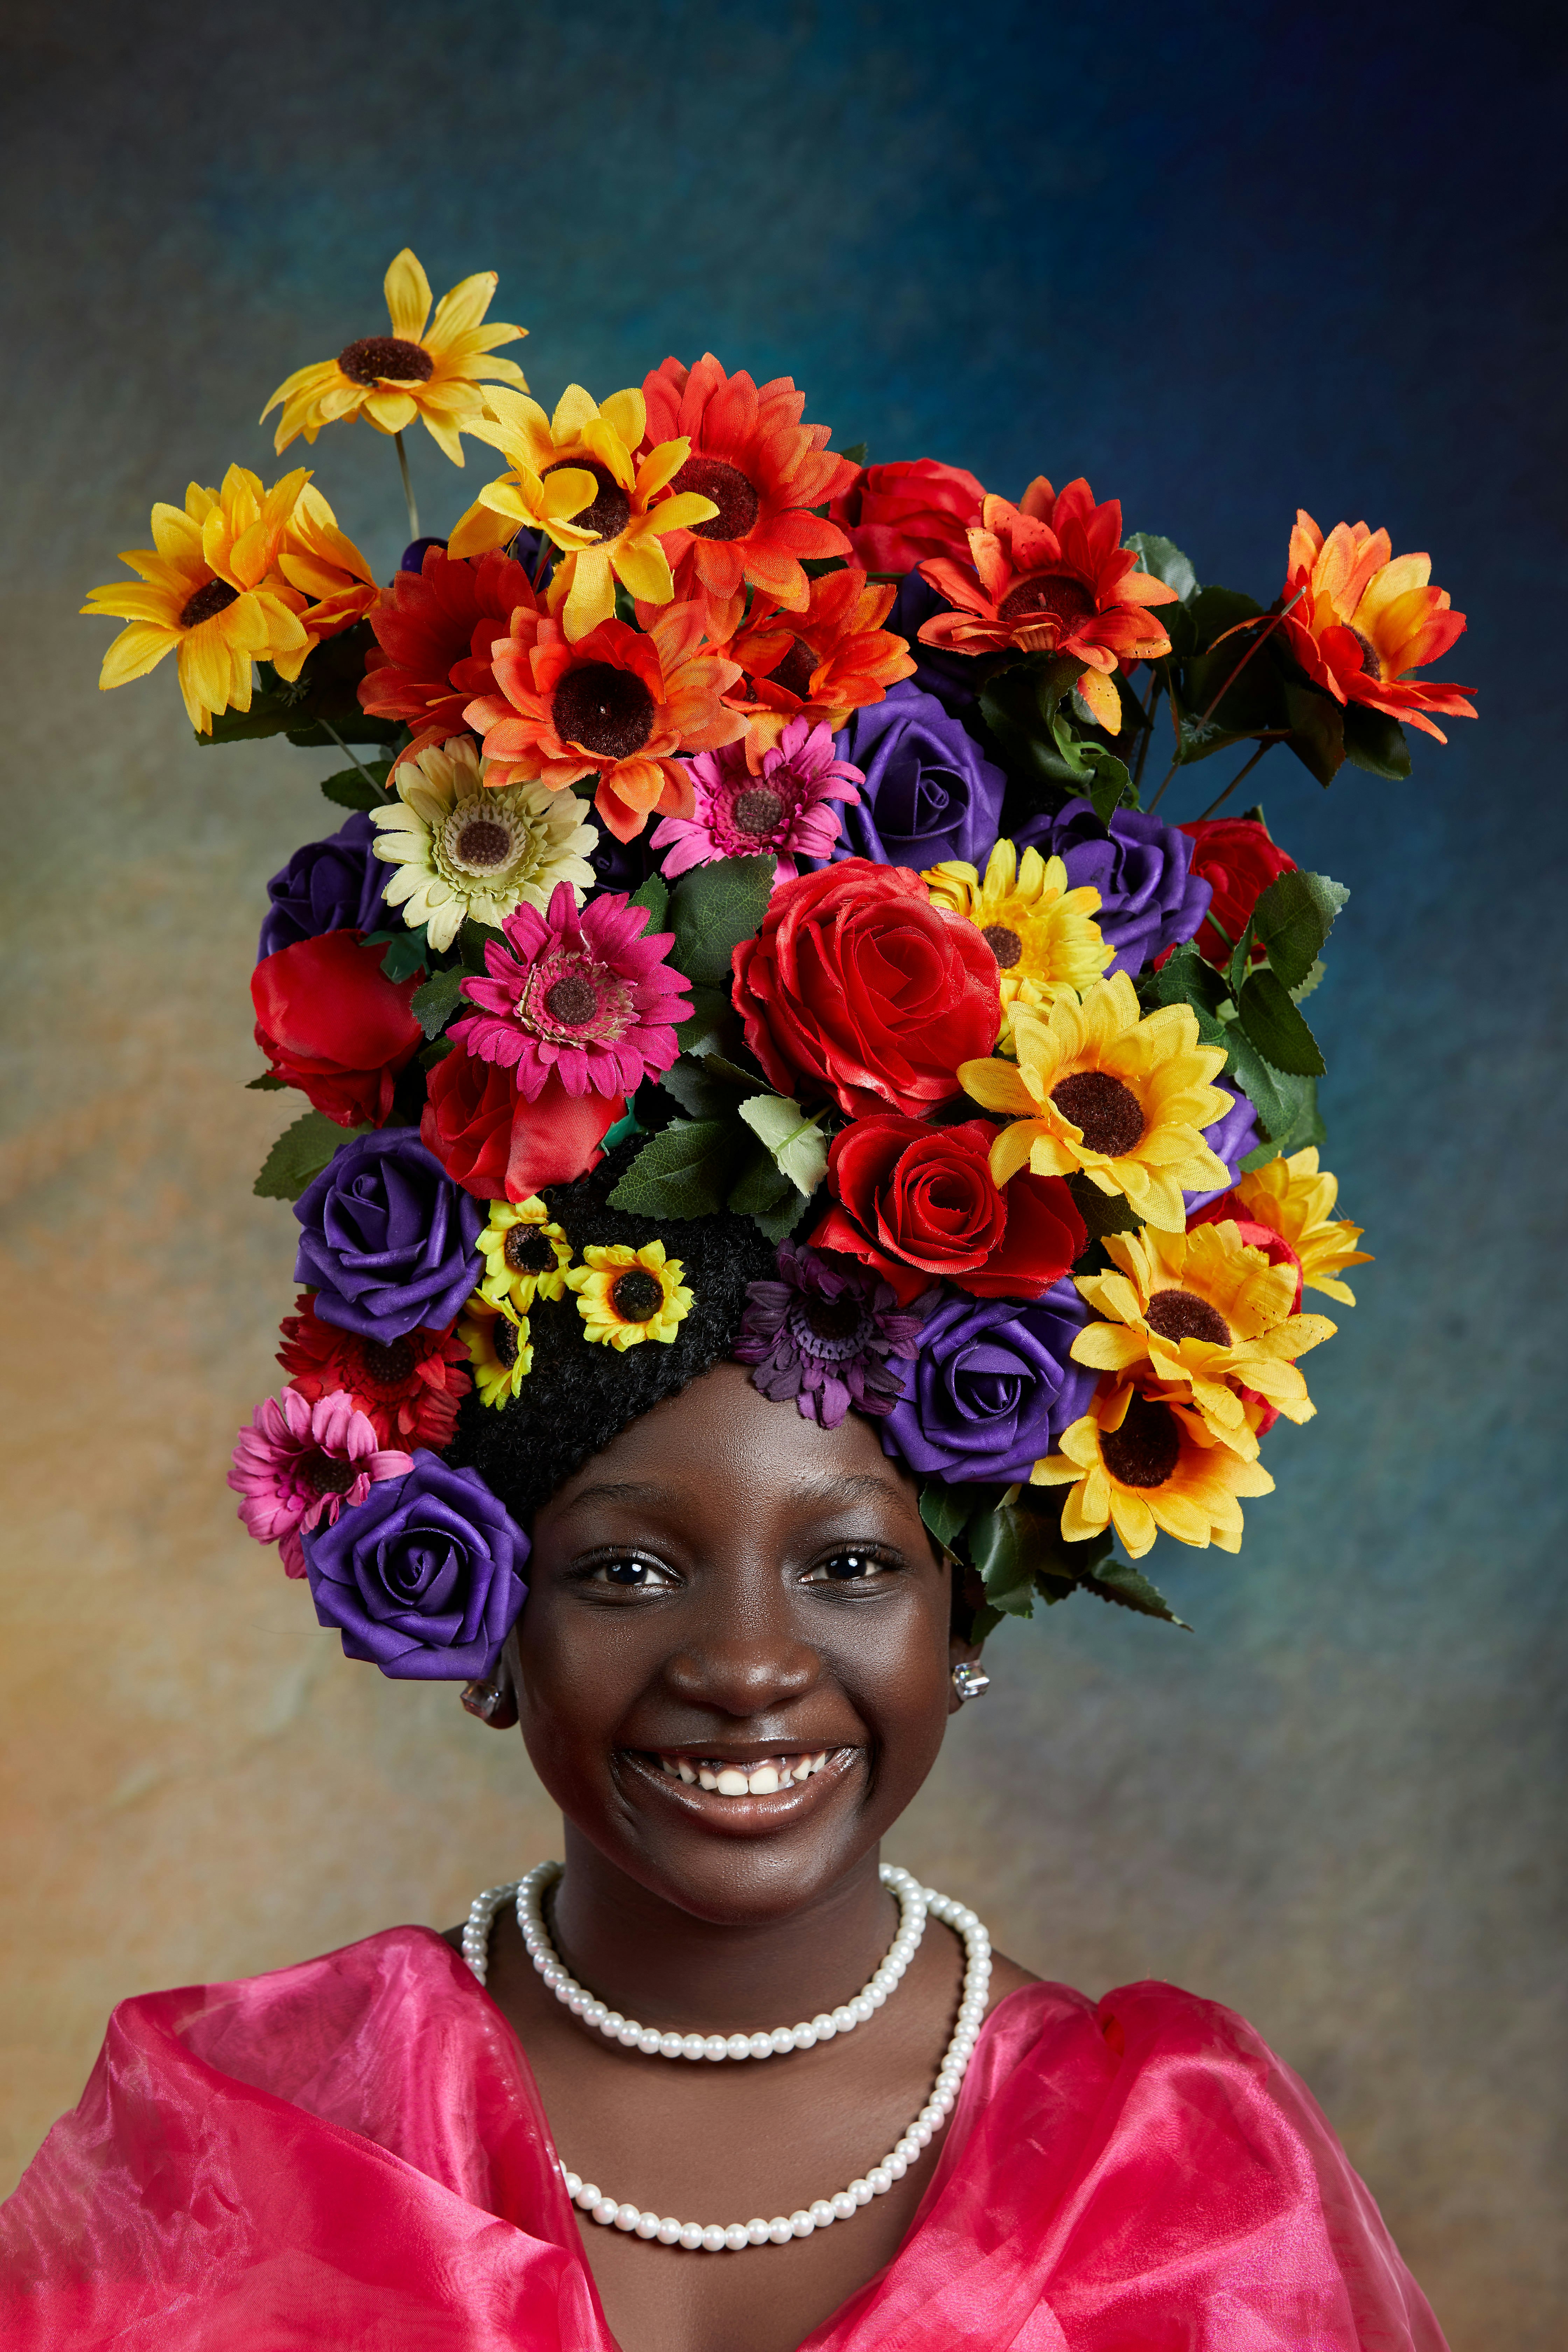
left=849, top=1995, right=875, bottom=2024
left=911, top=2122, right=933, bottom=2148
left=616, top=2023, right=641, bottom=2048
left=593, top=2198, right=618, bottom=2226
left=681, top=2034, right=707, bottom=2062
left=602, top=2010, right=624, bottom=2034
left=701, top=2225, right=726, bottom=2253
left=867, top=2166, right=892, bottom=2195
left=678, top=2222, right=704, bottom=2250
left=563, top=2170, right=581, bottom=2198
left=635, top=2211, right=661, bottom=2239
left=748, top=2032, right=774, bottom=2061
left=657, top=2217, right=682, bottom=2245
left=745, top=2219, right=771, bottom=2246
left=849, top=2178, right=873, bottom=2206
left=614, top=2203, right=639, bottom=2232
left=635, top=2028, right=661, bottom=2055
left=811, top=2012, right=836, bottom=2040
left=567, top=1990, right=587, bottom=2015
left=791, top=2023, right=818, bottom=2049
left=790, top=2210, right=815, bottom=2238
left=583, top=2001, right=606, bottom=2028
left=886, top=2153, right=908, bottom=2180
left=723, top=2223, right=749, bottom=2251
left=831, top=2191, right=858, bottom=2220
left=919, top=2104, right=942, bottom=2129
left=809, top=2199, right=835, bottom=2228
left=867, top=1984, right=887, bottom=2009
left=831, top=2005, right=856, bottom=2034
left=575, top=2183, right=600, bottom=2209
left=767, top=2217, right=794, bottom=2245
left=701, top=2034, right=726, bottom=2063
left=659, top=2032, right=684, bottom=2059
left=726, top=2034, right=751, bottom=2061
left=769, top=2026, right=797, bottom=2054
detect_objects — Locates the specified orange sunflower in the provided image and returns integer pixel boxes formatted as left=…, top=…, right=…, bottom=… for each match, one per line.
left=262, top=249, right=527, bottom=464
left=1278, top=512, right=1475, bottom=743
left=641, top=354, right=859, bottom=612
left=464, top=601, right=746, bottom=842
left=719, top=566, right=917, bottom=744
left=277, top=484, right=381, bottom=649
left=917, top=478, right=1178, bottom=732
left=1032, top=1377, right=1275, bottom=1559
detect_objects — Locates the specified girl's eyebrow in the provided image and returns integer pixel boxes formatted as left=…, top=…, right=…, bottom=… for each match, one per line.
left=558, top=1471, right=910, bottom=1516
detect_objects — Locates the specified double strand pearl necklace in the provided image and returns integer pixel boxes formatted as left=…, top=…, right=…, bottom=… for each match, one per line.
left=462, top=1862, right=993, bottom=2256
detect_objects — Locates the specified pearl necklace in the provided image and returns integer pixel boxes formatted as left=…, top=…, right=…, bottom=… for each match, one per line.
left=462, top=1863, right=992, bottom=2255
left=471, top=1859, right=927, bottom=2062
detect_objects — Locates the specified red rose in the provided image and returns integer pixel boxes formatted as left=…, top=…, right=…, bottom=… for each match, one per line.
left=811, top=1115, right=1086, bottom=1307
left=827, top=459, right=987, bottom=576
left=732, top=860, right=1001, bottom=1120
left=422, top=1042, right=624, bottom=1202
left=251, top=930, right=422, bottom=1128
left=1176, top=819, right=1297, bottom=967
left=276, top=1290, right=471, bottom=1448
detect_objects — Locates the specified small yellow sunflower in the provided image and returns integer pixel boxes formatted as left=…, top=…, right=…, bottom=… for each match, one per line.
left=923, top=841, right=1113, bottom=1010
left=1072, top=1222, right=1337, bottom=1457
left=276, top=482, right=381, bottom=647
left=566, top=1241, right=693, bottom=1351
left=1228, top=1147, right=1373, bottom=1306
left=1032, top=1378, right=1275, bottom=1559
left=959, top=972, right=1231, bottom=1231
left=370, top=735, right=599, bottom=951
left=449, top=383, right=719, bottom=640
left=262, top=249, right=527, bottom=465
left=82, top=464, right=313, bottom=732
left=457, top=1293, right=534, bottom=1407
left=477, top=1196, right=574, bottom=1314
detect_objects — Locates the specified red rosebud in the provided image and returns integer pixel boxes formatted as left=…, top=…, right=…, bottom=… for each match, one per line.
left=732, top=860, right=1001, bottom=1120
left=1176, top=819, right=1297, bottom=968
left=421, top=1041, right=624, bottom=1202
left=827, top=459, right=987, bottom=576
left=251, top=929, right=422, bottom=1128
left=811, top=1114, right=1086, bottom=1307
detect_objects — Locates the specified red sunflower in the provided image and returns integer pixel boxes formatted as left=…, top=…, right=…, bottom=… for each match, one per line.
left=641, top=354, right=859, bottom=612
left=719, top=566, right=916, bottom=745
left=277, top=1291, right=471, bottom=1448
left=917, top=477, right=1178, bottom=732
left=464, top=600, right=745, bottom=841
left=359, top=545, right=539, bottom=768
left=1278, top=511, right=1475, bottom=743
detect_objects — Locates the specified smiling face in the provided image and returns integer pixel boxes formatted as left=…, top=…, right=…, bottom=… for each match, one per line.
left=513, top=1359, right=965, bottom=1927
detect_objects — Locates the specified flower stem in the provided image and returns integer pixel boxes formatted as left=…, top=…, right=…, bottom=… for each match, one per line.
left=394, top=432, right=420, bottom=542
left=318, top=714, right=387, bottom=794
left=1197, top=736, right=1278, bottom=821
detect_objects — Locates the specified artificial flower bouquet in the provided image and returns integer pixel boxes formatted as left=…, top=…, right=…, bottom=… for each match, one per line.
left=86, top=248, right=1474, bottom=1660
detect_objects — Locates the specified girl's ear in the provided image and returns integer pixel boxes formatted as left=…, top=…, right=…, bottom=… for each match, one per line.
left=947, top=1555, right=987, bottom=1713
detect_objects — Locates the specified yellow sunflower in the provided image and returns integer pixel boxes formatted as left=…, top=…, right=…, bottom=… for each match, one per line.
left=82, top=464, right=313, bottom=732
left=262, top=249, right=527, bottom=465
left=1032, top=1378, right=1274, bottom=1558
left=924, top=841, right=1112, bottom=1012
left=566, top=1241, right=693, bottom=1351
left=449, top=384, right=719, bottom=640
left=1228, top=1147, right=1372, bottom=1306
left=1072, top=1222, right=1337, bottom=1457
left=457, top=1293, right=534, bottom=1407
left=476, top=1196, right=574, bottom=1315
left=959, top=972, right=1231, bottom=1230
left=276, top=483, right=380, bottom=647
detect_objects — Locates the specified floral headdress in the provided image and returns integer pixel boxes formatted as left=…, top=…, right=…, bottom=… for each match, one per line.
left=85, top=248, right=1473, bottom=1673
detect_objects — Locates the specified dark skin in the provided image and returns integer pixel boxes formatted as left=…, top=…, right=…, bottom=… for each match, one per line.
left=443, top=1359, right=1036, bottom=2352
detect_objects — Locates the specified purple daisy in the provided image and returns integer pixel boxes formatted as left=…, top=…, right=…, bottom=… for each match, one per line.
left=733, top=1240, right=934, bottom=1430
left=651, top=716, right=863, bottom=882
left=447, top=880, right=691, bottom=1101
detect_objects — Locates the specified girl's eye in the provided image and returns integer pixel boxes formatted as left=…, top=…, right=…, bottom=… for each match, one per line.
left=588, top=1555, right=675, bottom=1590
left=809, top=1548, right=896, bottom=1584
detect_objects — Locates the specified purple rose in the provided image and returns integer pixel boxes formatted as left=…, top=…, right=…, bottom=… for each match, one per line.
left=303, top=1450, right=528, bottom=1679
left=1184, top=1086, right=1262, bottom=1214
left=826, top=682, right=1006, bottom=872
left=882, top=1280, right=1096, bottom=1484
left=293, top=1127, right=484, bottom=1344
left=1014, top=797, right=1211, bottom=978
left=258, top=812, right=388, bottom=962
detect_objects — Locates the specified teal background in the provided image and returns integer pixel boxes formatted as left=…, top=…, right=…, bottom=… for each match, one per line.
left=2, top=2, right=1564, bottom=2343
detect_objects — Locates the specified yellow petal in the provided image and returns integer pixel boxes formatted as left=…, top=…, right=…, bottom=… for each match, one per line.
left=562, top=548, right=616, bottom=643
left=959, top=1056, right=1034, bottom=1115
left=97, top=620, right=179, bottom=688
left=541, top=466, right=600, bottom=522
left=448, top=496, right=518, bottom=560
left=611, top=533, right=674, bottom=607
left=551, top=383, right=602, bottom=443
left=424, top=269, right=500, bottom=351
left=600, top=387, right=646, bottom=450
left=384, top=248, right=433, bottom=343
left=988, top=1119, right=1042, bottom=1185
left=363, top=389, right=418, bottom=434
left=1073, top=664, right=1122, bottom=732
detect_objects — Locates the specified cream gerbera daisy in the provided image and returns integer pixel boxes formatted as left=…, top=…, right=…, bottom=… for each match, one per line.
left=369, top=736, right=598, bottom=951
left=566, top=1241, right=693, bottom=1351
left=1031, top=1378, right=1275, bottom=1558
left=476, top=1196, right=573, bottom=1314
left=923, top=840, right=1112, bottom=1009
left=1226, top=1147, right=1372, bottom=1306
left=959, top=972, right=1231, bottom=1230
left=457, top=1293, right=533, bottom=1408
left=1072, top=1222, right=1337, bottom=1457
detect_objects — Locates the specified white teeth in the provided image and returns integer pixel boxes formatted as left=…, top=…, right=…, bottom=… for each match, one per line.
left=792, top=1759, right=812, bottom=1782
left=654, top=1750, right=838, bottom=1796
left=715, top=1768, right=749, bottom=1795
left=698, top=1768, right=719, bottom=1791
left=660, top=1756, right=678, bottom=1776
left=677, top=1761, right=696, bottom=1784
left=748, top=1765, right=780, bottom=1795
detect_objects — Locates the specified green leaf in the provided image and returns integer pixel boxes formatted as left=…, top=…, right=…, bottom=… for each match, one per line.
left=1290, top=957, right=1326, bottom=1005
left=673, top=984, right=738, bottom=1056
left=319, top=760, right=393, bottom=812
left=669, top=855, right=776, bottom=987
left=1066, top=1170, right=1144, bottom=1238
left=1341, top=700, right=1412, bottom=780
left=919, top=1480, right=994, bottom=1555
left=363, top=924, right=429, bottom=985
left=1236, top=1071, right=1323, bottom=1166
left=1222, top=1028, right=1311, bottom=1143
left=1124, top=532, right=1198, bottom=604
left=737, top=1094, right=828, bottom=1197
left=410, top=965, right=468, bottom=1041
left=245, top=1072, right=287, bottom=1091
left=1281, top=679, right=1345, bottom=785
left=418, top=1036, right=455, bottom=1070
left=838, top=441, right=868, bottom=466
left=1236, top=969, right=1325, bottom=1077
left=726, top=1142, right=799, bottom=1219
left=628, top=872, right=671, bottom=932
left=607, top=1119, right=744, bottom=1219
left=661, top=1055, right=741, bottom=1121
left=1250, top=869, right=1349, bottom=991
left=1147, top=942, right=1230, bottom=1049
left=253, top=1110, right=366, bottom=1202
left=460, top=918, right=504, bottom=974
left=1082, top=744, right=1135, bottom=822
left=599, top=1109, right=642, bottom=1154
left=198, top=626, right=401, bottom=749
left=1080, top=1557, right=1189, bottom=1626
left=1186, top=585, right=1264, bottom=651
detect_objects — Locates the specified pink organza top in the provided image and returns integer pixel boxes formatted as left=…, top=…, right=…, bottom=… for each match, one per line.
left=0, top=1925, right=1447, bottom=2349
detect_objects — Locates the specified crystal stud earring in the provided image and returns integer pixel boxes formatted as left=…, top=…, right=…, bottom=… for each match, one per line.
left=461, top=1676, right=517, bottom=1726
left=951, top=1662, right=991, bottom=1703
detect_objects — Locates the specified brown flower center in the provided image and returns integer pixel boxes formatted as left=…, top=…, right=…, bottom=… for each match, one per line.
left=337, top=335, right=434, bottom=386
left=542, top=457, right=631, bottom=542
left=805, top=1294, right=865, bottom=1340
left=542, top=973, right=601, bottom=1027
left=1099, top=1393, right=1182, bottom=1489
left=307, top=1452, right=360, bottom=1496
left=358, top=1337, right=417, bottom=1389
left=767, top=637, right=818, bottom=699
left=178, top=577, right=240, bottom=630
left=1346, top=625, right=1383, bottom=680
left=453, top=817, right=515, bottom=869
left=1050, top=1069, right=1145, bottom=1157
left=504, top=1224, right=558, bottom=1275
left=552, top=662, right=655, bottom=760
left=997, top=570, right=1096, bottom=628
left=732, top=786, right=785, bottom=840
left=672, top=455, right=761, bottom=542
left=980, top=923, right=1023, bottom=969
left=1145, top=1289, right=1231, bottom=1347
left=611, top=1268, right=665, bottom=1323
left=492, top=1316, right=522, bottom=1370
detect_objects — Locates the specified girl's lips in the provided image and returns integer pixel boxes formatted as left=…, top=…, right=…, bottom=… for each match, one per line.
left=619, top=1746, right=860, bottom=1833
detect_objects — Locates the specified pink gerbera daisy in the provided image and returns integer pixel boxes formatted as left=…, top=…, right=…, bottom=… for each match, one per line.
left=228, top=1388, right=412, bottom=1577
left=651, top=716, right=862, bottom=882
left=448, top=880, right=691, bottom=1099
